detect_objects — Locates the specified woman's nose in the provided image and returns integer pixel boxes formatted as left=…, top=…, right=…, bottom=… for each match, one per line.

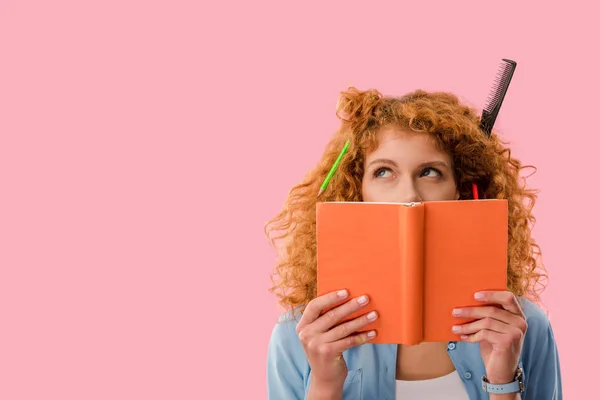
left=394, top=179, right=423, bottom=203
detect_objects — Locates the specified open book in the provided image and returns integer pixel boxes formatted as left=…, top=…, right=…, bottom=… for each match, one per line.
left=316, top=200, right=508, bottom=345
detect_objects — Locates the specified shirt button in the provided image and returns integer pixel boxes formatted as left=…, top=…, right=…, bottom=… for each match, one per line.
left=447, top=342, right=456, bottom=351
left=464, top=372, right=472, bottom=379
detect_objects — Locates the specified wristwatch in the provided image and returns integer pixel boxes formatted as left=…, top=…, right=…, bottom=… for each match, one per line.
left=481, top=366, right=524, bottom=394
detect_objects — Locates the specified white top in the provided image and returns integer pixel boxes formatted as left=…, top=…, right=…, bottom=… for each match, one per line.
left=395, top=370, right=470, bottom=399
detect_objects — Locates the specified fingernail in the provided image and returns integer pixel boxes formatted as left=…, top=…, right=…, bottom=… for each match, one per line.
left=452, top=325, right=461, bottom=333
left=461, top=335, right=469, bottom=340
left=474, top=292, right=484, bottom=300
left=337, top=290, right=348, bottom=298
left=367, top=311, right=378, bottom=320
left=452, top=308, right=462, bottom=316
left=357, top=295, right=369, bottom=305
left=367, top=330, right=376, bottom=338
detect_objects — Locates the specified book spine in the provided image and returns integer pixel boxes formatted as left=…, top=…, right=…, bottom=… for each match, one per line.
left=399, top=204, right=425, bottom=345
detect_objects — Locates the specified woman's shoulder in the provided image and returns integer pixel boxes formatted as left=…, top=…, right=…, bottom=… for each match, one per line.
left=519, top=297, right=553, bottom=334
left=518, top=297, right=563, bottom=398
left=272, top=308, right=303, bottom=331
left=267, top=308, right=310, bottom=376
left=268, top=309, right=305, bottom=353
left=518, top=296, right=560, bottom=357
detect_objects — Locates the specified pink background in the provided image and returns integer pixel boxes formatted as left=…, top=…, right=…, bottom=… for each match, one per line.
left=1, top=1, right=597, bottom=398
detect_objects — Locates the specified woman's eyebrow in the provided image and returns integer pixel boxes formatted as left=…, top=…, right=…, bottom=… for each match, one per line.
left=366, top=158, right=398, bottom=168
left=367, top=159, right=450, bottom=169
left=418, top=160, right=451, bottom=169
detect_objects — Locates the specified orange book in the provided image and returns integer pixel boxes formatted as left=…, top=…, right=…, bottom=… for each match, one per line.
left=316, top=200, right=508, bottom=345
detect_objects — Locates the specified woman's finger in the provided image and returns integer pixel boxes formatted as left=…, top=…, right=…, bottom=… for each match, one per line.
left=296, top=289, right=350, bottom=332
left=322, top=310, right=378, bottom=343
left=453, top=306, right=527, bottom=333
left=310, top=294, right=371, bottom=333
left=453, top=317, right=511, bottom=336
left=329, top=330, right=378, bottom=354
left=460, top=327, right=523, bottom=346
left=473, top=291, right=525, bottom=318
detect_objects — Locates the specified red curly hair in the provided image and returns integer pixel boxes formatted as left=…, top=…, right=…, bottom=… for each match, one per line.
left=265, top=87, right=547, bottom=313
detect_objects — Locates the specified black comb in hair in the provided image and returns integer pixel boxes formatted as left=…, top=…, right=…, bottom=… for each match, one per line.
left=472, top=59, right=518, bottom=199
left=480, top=59, right=517, bottom=136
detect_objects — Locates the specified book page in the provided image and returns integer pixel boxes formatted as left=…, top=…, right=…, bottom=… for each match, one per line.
left=422, top=200, right=508, bottom=342
left=316, top=202, right=424, bottom=344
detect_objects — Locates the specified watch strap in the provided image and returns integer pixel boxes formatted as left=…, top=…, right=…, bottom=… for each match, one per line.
left=482, top=379, right=521, bottom=394
left=482, top=366, right=524, bottom=394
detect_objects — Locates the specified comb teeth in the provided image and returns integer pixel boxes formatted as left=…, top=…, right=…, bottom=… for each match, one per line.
left=483, top=59, right=517, bottom=113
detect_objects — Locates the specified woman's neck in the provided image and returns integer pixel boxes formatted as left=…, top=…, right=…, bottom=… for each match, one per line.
left=395, top=342, right=456, bottom=380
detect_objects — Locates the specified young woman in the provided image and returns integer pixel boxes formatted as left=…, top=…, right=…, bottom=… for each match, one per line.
left=265, top=87, right=562, bottom=399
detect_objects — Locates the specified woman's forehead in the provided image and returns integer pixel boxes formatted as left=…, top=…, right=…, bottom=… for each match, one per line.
left=365, top=127, right=449, bottom=162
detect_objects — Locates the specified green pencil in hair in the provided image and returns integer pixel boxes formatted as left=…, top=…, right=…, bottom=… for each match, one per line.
left=317, top=140, right=350, bottom=197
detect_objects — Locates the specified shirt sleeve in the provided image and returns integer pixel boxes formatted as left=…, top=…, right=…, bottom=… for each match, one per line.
left=524, top=319, right=563, bottom=399
left=266, top=313, right=308, bottom=400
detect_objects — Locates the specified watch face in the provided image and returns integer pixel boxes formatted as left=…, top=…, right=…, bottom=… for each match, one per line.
left=517, top=366, right=525, bottom=392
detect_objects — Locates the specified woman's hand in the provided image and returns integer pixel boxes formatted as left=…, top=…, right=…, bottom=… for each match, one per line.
left=296, top=290, right=378, bottom=397
left=451, top=291, right=527, bottom=385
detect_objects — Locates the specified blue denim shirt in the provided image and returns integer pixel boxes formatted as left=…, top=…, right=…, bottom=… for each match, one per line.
left=266, top=297, right=562, bottom=399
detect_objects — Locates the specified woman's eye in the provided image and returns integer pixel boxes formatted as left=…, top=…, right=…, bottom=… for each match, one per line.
left=421, top=168, right=441, bottom=177
left=374, top=167, right=392, bottom=178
